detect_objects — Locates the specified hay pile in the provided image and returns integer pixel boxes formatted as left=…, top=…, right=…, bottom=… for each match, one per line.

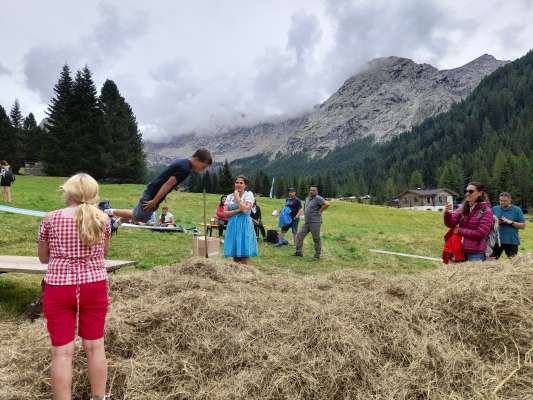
left=1, top=256, right=533, bottom=399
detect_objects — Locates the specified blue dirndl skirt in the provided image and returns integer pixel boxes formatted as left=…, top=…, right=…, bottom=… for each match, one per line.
left=224, top=213, right=259, bottom=258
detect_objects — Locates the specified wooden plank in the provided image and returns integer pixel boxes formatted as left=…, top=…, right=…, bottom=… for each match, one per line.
left=0, top=256, right=135, bottom=274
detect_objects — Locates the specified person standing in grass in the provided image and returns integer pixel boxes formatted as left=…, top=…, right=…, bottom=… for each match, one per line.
left=278, top=188, right=302, bottom=245
left=102, top=149, right=212, bottom=225
left=251, top=198, right=266, bottom=241
left=216, top=195, right=228, bottom=237
left=491, top=192, right=526, bottom=259
left=38, top=173, right=112, bottom=400
left=0, top=160, right=15, bottom=203
left=444, top=182, right=493, bottom=262
left=223, top=175, right=258, bottom=264
left=294, top=185, right=329, bottom=260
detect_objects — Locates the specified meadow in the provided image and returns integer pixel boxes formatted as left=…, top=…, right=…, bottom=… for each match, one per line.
left=1, top=175, right=531, bottom=319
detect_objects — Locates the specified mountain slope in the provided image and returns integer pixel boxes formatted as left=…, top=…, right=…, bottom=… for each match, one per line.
left=146, top=54, right=508, bottom=164
left=233, top=50, right=533, bottom=206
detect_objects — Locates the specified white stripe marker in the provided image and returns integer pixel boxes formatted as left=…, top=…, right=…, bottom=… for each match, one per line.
left=369, top=249, right=441, bottom=262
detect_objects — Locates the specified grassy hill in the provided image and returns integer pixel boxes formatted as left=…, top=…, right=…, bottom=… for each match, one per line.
left=1, top=175, right=532, bottom=318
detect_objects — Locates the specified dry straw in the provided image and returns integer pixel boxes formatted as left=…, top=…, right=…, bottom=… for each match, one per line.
left=1, top=256, right=533, bottom=399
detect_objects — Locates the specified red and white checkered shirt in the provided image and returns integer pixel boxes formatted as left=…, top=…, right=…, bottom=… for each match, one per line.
left=38, top=208, right=111, bottom=285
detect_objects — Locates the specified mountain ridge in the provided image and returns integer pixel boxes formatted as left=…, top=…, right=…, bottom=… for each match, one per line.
left=145, top=54, right=508, bottom=165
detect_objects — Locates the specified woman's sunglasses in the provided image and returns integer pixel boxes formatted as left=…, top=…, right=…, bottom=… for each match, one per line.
left=464, top=189, right=475, bottom=194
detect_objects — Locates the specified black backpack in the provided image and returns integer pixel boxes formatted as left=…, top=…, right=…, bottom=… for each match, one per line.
left=266, top=229, right=279, bottom=244
left=4, top=169, right=14, bottom=184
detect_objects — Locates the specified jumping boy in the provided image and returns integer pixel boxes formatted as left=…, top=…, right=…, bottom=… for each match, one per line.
left=103, top=149, right=212, bottom=224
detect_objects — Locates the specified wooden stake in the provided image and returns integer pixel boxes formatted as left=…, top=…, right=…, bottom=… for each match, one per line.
left=203, top=189, right=208, bottom=258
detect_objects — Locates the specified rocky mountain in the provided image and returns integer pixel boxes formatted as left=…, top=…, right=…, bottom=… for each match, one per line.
left=145, top=54, right=508, bottom=165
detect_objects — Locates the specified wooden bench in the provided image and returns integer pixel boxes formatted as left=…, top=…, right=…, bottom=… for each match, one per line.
left=0, top=256, right=135, bottom=274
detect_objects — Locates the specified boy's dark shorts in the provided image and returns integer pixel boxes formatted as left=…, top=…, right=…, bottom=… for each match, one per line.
left=281, top=218, right=299, bottom=234
left=132, top=191, right=159, bottom=223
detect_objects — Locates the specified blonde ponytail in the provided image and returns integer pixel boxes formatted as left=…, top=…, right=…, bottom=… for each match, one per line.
left=61, top=173, right=108, bottom=246
left=75, top=203, right=107, bottom=246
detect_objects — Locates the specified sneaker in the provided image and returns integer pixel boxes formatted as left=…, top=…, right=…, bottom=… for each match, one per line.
left=273, top=242, right=283, bottom=247
left=293, top=252, right=303, bottom=257
left=281, top=239, right=289, bottom=246
left=312, top=256, right=320, bottom=261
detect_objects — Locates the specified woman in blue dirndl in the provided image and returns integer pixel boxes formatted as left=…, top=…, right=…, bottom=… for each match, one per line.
left=223, top=175, right=258, bottom=264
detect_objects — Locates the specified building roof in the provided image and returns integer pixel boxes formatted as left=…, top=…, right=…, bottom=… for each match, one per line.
left=398, top=188, right=459, bottom=197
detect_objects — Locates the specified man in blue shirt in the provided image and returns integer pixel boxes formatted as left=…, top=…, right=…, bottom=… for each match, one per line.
left=492, top=192, right=526, bottom=259
left=278, top=188, right=302, bottom=245
left=104, top=149, right=212, bottom=223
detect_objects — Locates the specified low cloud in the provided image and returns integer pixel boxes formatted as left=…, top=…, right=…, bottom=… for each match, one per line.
left=10, top=0, right=533, bottom=142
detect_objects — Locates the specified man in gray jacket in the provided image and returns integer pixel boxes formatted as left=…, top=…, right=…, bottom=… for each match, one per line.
left=294, top=185, right=330, bottom=260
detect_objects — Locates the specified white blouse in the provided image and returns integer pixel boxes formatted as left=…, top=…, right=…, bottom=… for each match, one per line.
left=225, top=191, right=255, bottom=213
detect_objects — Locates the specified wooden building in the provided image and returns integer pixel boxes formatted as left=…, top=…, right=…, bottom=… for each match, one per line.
left=397, top=188, right=458, bottom=209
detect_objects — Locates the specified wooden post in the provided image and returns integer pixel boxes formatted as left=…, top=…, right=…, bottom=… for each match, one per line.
left=203, top=189, right=208, bottom=258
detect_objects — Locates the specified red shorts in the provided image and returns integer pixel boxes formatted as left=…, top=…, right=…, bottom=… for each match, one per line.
left=43, top=280, right=108, bottom=347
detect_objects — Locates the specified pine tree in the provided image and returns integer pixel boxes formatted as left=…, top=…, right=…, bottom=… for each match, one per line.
left=43, top=64, right=74, bottom=176
left=262, top=174, right=272, bottom=197
left=408, top=170, right=424, bottom=189
left=0, top=106, right=16, bottom=167
left=23, top=113, right=37, bottom=130
left=383, top=177, right=397, bottom=202
left=491, top=150, right=513, bottom=194
left=218, top=160, right=234, bottom=194
left=100, top=79, right=145, bottom=182
left=67, top=66, right=105, bottom=178
left=211, top=172, right=220, bottom=194
left=202, top=170, right=212, bottom=193
left=275, top=176, right=286, bottom=198
left=21, top=113, right=44, bottom=162
left=438, top=158, right=464, bottom=195
left=511, top=154, right=531, bottom=208
left=9, top=100, right=23, bottom=129
left=298, top=178, right=308, bottom=199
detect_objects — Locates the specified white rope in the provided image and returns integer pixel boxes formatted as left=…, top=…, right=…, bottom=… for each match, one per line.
left=0, top=205, right=47, bottom=217
left=369, top=249, right=441, bottom=262
left=0, top=205, right=197, bottom=233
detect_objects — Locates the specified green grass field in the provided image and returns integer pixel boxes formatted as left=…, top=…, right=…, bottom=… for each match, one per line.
left=1, top=176, right=531, bottom=319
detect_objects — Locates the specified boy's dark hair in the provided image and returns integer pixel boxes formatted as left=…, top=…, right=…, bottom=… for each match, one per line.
left=192, top=149, right=213, bottom=165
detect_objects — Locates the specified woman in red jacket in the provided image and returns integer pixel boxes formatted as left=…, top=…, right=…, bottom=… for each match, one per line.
left=216, top=195, right=228, bottom=237
left=38, top=173, right=111, bottom=400
left=444, top=182, right=493, bottom=262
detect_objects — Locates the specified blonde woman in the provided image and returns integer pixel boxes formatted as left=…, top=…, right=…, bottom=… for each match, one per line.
left=38, top=173, right=111, bottom=400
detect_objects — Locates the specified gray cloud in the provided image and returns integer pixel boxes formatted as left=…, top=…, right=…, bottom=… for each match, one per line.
left=6, top=0, right=532, bottom=142
left=321, top=0, right=475, bottom=91
left=23, top=2, right=149, bottom=102
left=133, top=10, right=325, bottom=140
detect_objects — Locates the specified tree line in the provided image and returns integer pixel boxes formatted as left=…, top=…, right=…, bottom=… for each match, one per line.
left=0, top=65, right=145, bottom=182
left=187, top=161, right=338, bottom=199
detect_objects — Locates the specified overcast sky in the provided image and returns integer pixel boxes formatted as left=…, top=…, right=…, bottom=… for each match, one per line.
left=1, top=0, right=532, bottom=141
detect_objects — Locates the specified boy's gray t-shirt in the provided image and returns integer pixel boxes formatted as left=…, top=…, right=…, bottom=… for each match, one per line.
left=304, top=195, right=326, bottom=223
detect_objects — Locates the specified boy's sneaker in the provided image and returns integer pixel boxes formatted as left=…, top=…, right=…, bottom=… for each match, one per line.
left=293, top=252, right=303, bottom=257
